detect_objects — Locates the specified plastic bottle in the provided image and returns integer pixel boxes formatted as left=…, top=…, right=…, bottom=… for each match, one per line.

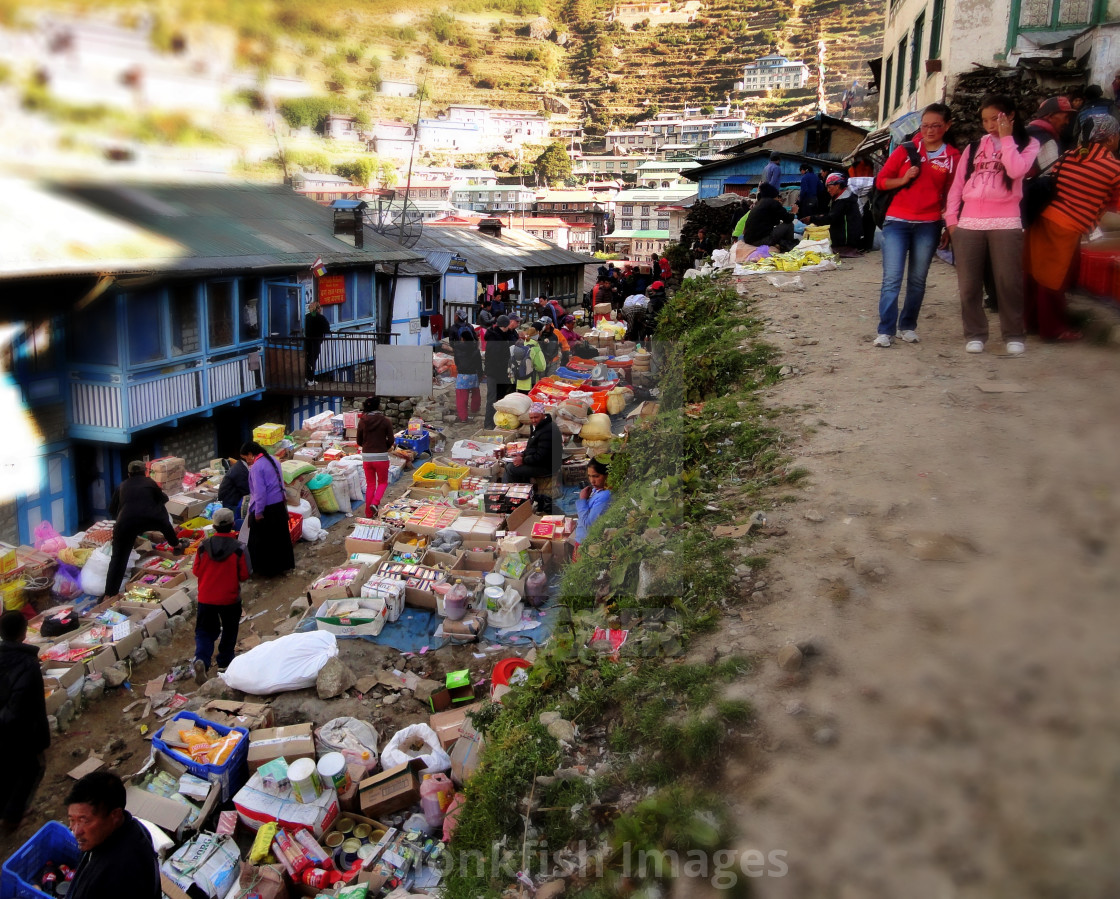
left=419, top=772, right=455, bottom=830
left=444, top=579, right=469, bottom=621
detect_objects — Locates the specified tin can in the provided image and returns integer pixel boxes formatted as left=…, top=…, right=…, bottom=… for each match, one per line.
left=353, top=823, right=371, bottom=843
left=324, top=831, right=345, bottom=850
left=316, top=752, right=351, bottom=793
left=336, top=816, right=354, bottom=836
left=341, top=838, right=362, bottom=867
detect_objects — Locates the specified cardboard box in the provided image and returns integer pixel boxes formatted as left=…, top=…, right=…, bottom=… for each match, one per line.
left=453, top=548, right=498, bottom=573
left=468, top=461, right=501, bottom=480
left=358, top=759, right=425, bottom=817
left=421, top=548, right=464, bottom=570
left=503, top=500, right=534, bottom=533
left=344, top=523, right=398, bottom=554
left=233, top=771, right=339, bottom=837
left=112, top=622, right=146, bottom=661
left=115, top=604, right=169, bottom=637
left=449, top=718, right=485, bottom=787
left=0, top=542, right=17, bottom=575
left=165, top=492, right=211, bottom=522
left=160, top=589, right=194, bottom=617
left=126, top=569, right=187, bottom=591
left=311, top=597, right=388, bottom=638
left=44, top=676, right=66, bottom=716
left=307, top=563, right=375, bottom=603
left=408, top=482, right=450, bottom=500
left=199, top=700, right=273, bottom=731
left=127, top=750, right=221, bottom=840
left=86, top=644, right=119, bottom=674
left=429, top=703, right=482, bottom=749
left=247, top=722, right=316, bottom=772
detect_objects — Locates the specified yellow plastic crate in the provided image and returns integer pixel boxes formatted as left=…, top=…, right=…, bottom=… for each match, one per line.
left=181, top=516, right=213, bottom=531
left=412, top=462, right=469, bottom=490
left=253, top=423, right=285, bottom=445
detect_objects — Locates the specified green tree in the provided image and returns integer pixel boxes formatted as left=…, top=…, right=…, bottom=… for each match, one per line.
left=535, top=142, right=572, bottom=185
left=333, top=157, right=377, bottom=186
left=700, top=104, right=715, bottom=115
left=379, top=161, right=399, bottom=188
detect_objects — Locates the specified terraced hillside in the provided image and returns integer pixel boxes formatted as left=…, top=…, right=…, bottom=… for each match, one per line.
left=6, top=0, right=882, bottom=147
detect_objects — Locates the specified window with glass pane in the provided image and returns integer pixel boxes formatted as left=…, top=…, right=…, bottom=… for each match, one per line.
left=128, top=291, right=164, bottom=365
left=169, top=282, right=200, bottom=357
left=929, top=0, right=945, bottom=58
left=207, top=281, right=235, bottom=349
left=72, top=301, right=119, bottom=366
left=910, top=14, right=924, bottom=92
left=1019, top=0, right=1053, bottom=25
left=883, top=55, right=894, bottom=116
left=355, top=272, right=374, bottom=319
left=1058, top=0, right=1091, bottom=24
left=895, top=36, right=907, bottom=107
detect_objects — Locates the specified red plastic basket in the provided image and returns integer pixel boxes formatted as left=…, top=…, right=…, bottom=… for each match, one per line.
left=288, top=512, right=303, bottom=545
left=1076, top=246, right=1120, bottom=299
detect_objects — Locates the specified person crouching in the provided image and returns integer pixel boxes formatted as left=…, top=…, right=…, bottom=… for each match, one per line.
left=191, top=508, right=249, bottom=685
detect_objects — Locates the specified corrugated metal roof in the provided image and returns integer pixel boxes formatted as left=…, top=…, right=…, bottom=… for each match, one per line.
left=413, top=226, right=595, bottom=274
left=3, top=180, right=422, bottom=279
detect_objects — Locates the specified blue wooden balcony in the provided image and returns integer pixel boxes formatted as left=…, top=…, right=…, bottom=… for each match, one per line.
left=262, top=331, right=394, bottom=397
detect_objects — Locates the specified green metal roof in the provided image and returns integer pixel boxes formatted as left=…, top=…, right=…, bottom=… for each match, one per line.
left=2, top=180, right=422, bottom=279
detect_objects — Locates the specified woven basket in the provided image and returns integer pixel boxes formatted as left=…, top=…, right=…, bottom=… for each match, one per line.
left=562, top=460, right=590, bottom=486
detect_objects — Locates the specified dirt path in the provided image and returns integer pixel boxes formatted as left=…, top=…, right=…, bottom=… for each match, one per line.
left=706, top=256, right=1120, bottom=898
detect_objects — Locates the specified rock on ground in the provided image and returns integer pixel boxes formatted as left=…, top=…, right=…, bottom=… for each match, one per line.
left=316, top=657, right=356, bottom=700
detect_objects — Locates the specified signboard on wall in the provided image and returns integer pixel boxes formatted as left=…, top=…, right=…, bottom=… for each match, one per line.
left=317, top=274, right=346, bottom=306
left=376, top=345, right=433, bottom=397
left=447, top=254, right=468, bottom=274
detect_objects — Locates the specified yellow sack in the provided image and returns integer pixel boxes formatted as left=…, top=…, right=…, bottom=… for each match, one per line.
left=580, top=413, right=613, bottom=442
left=494, top=411, right=521, bottom=431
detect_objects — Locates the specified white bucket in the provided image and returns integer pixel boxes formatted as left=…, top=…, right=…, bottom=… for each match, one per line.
left=288, top=757, right=323, bottom=803
left=317, top=752, right=351, bottom=793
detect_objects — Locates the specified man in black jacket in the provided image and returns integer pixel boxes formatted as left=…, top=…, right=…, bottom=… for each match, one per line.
left=810, top=173, right=863, bottom=254
left=304, top=300, right=331, bottom=386
left=67, top=771, right=160, bottom=899
left=505, top=404, right=562, bottom=484
left=483, top=314, right=517, bottom=429
left=0, top=611, right=49, bottom=833
left=105, top=461, right=183, bottom=599
left=218, top=458, right=250, bottom=527
left=741, top=184, right=795, bottom=250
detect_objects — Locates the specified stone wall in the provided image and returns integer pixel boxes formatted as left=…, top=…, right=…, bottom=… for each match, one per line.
left=0, top=500, right=19, bottom=546
left=161, top=420, right=217, bottom=472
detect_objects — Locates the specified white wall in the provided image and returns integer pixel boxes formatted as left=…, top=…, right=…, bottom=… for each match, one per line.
left=389, top=275, right=433, bottom=346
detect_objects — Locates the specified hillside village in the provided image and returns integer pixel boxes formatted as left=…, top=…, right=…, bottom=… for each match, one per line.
left=3, top=0, right=1120, bottom=895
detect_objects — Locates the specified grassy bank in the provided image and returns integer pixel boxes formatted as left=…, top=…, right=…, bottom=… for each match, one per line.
left=445, top=274, right=793, bottom=898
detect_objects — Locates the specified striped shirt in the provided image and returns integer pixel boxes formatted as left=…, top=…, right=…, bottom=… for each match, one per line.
left=1042, top=143, right=1120, bottom=234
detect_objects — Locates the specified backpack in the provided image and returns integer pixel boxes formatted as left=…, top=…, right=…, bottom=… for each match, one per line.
left=508, top=343, right=533, bottom=382
left=868, top=142, right=923, bottom=229
left=547, top=300, right=565, bottom=323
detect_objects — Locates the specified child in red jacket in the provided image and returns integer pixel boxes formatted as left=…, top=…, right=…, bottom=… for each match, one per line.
left=191, top=508, right=249, bottom=684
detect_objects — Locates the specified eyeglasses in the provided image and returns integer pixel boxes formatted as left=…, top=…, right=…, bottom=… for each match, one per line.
left=920, top=122, right=947, bottom=130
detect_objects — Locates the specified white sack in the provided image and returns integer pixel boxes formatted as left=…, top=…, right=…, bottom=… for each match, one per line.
left=220, top=631, right=338, bottom=694
left=381, top=723, right=452, bottom=774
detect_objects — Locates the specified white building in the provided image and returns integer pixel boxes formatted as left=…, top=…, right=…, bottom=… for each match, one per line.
left=418, top=104, right=549, bottom=153
left=451, top=184, right=537, bottom=213
left=603, top=185, right=697, bottom=257
left=370, top=121, right=416, bottom=159
left=379, top=79, right=418, bottom=98
left=878, top=0, right=1118, bottom=125
left=573, top=155, right=652, bottom=178
left=635, top=159, right=701, bottom=188
left=740, top=54, right=811, bottom=92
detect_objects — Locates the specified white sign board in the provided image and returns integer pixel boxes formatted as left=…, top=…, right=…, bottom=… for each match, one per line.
left=376, top=345, right=433, bottom=398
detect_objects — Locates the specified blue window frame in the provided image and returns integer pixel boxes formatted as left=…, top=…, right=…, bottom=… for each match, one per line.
left=356, top=272, right=374, bottom=320
left=128, top=290, right=165, bottom=365
left=168, top=282, right=201, bottom=357
left=71, top=299, right=119, bottom=366
left=207, top=280, right=236, bottom=350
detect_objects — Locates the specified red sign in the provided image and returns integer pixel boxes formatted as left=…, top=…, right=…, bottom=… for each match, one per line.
left=317, top=274, right=346, bottom=306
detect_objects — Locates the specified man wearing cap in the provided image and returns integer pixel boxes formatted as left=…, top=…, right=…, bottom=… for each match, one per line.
left=1028, top=96, right=1074, bottom=170
left=483, top=314, right=518, bottom=429
left=809, top=173, right=863, bottom=253
left=736, top=183, right=795, bottom=249
left=505, top=403, right=562, bottom=495
left=190, top=507, right=250, bottom=684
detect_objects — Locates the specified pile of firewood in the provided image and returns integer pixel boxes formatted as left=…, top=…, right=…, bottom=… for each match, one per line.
left=948, top=60, right=1087, bottom=144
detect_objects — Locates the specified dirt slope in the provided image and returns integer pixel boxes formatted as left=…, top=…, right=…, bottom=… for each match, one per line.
left=704, top=256, right=1120, bottom=898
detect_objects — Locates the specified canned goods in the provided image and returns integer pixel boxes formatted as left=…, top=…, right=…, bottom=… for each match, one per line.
left=341, top=838, right=362, bottom=867
left=353, top=823, right=371, bottom=843
left=324, top=831, right=345, bottom=850
left=316, top=752, right=351, bottom=794
left=336, top=817, right=354, bottom=836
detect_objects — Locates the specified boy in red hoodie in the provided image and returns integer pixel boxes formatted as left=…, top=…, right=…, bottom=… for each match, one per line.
left=191, top=508, right=249, bottom=684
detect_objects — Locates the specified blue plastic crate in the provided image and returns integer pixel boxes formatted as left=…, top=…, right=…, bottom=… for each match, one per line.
left=395, top=430, right=431, bottom=456
left=1, top=822, right=80, bottom=899
left=151, top=711, right=249, bottom=802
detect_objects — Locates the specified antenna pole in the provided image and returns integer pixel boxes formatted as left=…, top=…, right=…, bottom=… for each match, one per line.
left=403, top=73, right=427, bottom=209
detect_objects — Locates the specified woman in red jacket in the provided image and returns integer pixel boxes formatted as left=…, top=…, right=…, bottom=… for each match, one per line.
left=873, top=103, right=961, bottom=347
left=191, top=508, right=249, bottom=684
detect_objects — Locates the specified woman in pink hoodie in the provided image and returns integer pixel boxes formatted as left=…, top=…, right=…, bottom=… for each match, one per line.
left=945, top=94, right=1040, bottom=356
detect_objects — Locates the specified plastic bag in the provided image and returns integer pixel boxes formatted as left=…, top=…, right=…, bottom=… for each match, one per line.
left=287, top=499, right=312, bottom=519
left=493, top=392, right=531, bottom=416
left=52, top=563, right=82, bottom=600
left=34, top=521, right=69, bottom=555
left=316, top=717, right=381, bottom=774
left=381, top=723, right=452, bottom=774
left=221, top=631, right=338, bottom=694
left=711, top=249, right=730, bottom=268
left=80, top=542, right=136, bottom=596
left=301, top=517, right=327, bottom=542
left=486, top=586, right=524, bottom=629
left=493, top=411, right=521, bottom=431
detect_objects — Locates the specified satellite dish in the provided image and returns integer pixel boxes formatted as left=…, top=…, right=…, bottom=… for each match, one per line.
left=364, top=191, right=424, bottom=248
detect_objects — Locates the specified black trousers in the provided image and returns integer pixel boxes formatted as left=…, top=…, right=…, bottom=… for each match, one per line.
left=195, top=601, right=242, bottom=670
left=105, top=515, right=177, bottom=597
left=484, top=381, right=514, bottom=430
left=0, top=750, right=46, bottom=828
left=305, top=338, right=323, bottom=381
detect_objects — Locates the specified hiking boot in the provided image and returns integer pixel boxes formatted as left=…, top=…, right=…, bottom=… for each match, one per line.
left=192, top=659, right=208, bottom=686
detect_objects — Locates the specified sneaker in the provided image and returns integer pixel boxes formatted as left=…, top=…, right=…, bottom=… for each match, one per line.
left=965, top=340, right=985, bottom=354
left=901, top=330, right=920, bottom=343
left=1005, top=341, right=1025, bottom=356
left=192, top=659, right=208, bottom=686
left=873, top=334, right=892, bottom=348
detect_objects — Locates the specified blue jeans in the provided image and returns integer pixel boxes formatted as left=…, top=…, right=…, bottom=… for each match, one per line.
left=878, top=220, right=942, bottom=335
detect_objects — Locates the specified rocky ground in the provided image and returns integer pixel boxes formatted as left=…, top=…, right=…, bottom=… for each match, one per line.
left=691, top=256, right=1120, bottom=898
